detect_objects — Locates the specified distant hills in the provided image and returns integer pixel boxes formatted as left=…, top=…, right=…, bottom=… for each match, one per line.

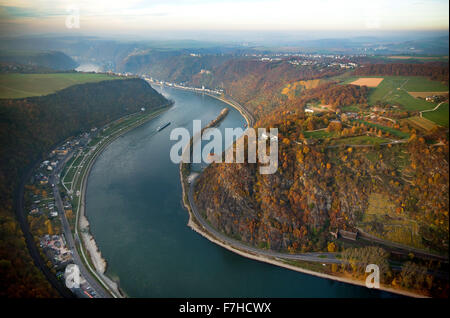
left=0, top=77, right=168, bottom=297
left=0, top=34, right=448, bottom=72
left=0, top=50, right=78, bottom=71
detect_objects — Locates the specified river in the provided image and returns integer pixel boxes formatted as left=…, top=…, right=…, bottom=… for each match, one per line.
left=85, top=86, right=397, bottom=297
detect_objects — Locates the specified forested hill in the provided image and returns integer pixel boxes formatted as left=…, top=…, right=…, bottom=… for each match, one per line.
left=354, top=63, right=449, bottom=83
left=0, top=78, right=168, bottom=297
left=120, top=54, right=345, bottom=119
left=0, top=51, right=78, bottom=71
left=191, top=60, right=449, bottom=296
left=118, top=50, right=232, bottom=83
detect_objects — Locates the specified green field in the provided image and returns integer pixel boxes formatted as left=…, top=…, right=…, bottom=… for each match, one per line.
left=0, top=73, right=121, bottom=99
left=354, top=120, right=410, bottom=139
left=63, top=167, right=77, bottom=184
left=342, top=76, right=448, bottom=112
left=341, top=105, right=362, bottom=112
left=330, top=135, right=389, bottom=146
left=303, top=129, right=336, bottom=139
left=368, top=77, right=446, bottom=111
left=423, top=103, right=449, bottom=127
left=403, top=116, right=438, bottom=132
left=400, top=77, right=448, bottom=92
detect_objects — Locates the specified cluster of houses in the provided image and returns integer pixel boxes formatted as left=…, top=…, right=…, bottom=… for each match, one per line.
left=106, top=70, right=133, bottom=77
left=289, top=60, right=315, bottom=66
left=40, top=234, right=73, bottom=268
left=327, top=62, right=358, bottom=69
left=34, top=172, right=49, bottom=185
left=41, top=159, right=58, bottom=172
left=260, top=57, right=283, bottom=62
left=144, top=77, right=224, bottom=96
left=255, top=53, right=360, bottom=69
left=29, top=163, right=56, bottom=217
left=24, top=127, right=111, bottom=297
left=28, top=181, right=58, bottom=218
left=303, top=103, right=360, bottom=123
left=340, top=112, right=360, bottom=122
left=425, top=94, right=447, bottom=103
left=27, top=129, right=95, bottom=219
left=245, top=52, right=359, bottom=60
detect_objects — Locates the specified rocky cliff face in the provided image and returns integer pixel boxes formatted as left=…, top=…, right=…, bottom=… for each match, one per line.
left=194, top=134, right=449, bottom=254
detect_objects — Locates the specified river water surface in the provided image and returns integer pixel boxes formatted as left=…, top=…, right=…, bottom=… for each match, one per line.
left=86, top=86, right=396, bottom=297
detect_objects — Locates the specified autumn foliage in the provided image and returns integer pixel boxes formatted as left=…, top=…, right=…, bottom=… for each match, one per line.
left=354, top=63, right=449, bottom=83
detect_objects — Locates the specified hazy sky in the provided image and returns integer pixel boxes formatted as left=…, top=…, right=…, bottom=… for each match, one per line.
left=0, top=0, right=448, bottom=36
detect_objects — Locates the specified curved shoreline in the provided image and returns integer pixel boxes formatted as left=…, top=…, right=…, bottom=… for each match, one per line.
left=177, top=93, right=427, bottom=299
left=151, top=82, right=255, bottom=127
left=180, top=171, right=426, bottom=298
left=186, top=203, right=427, bottom=298
left=77, top=87, right=250, bottom=298
left=74, top=106, right=171, bottom=298
left=79, top=85, right=425, bottom=298
left=204, top=93, right=255, bottom=127
left=185, top=213, right=425, bottom=298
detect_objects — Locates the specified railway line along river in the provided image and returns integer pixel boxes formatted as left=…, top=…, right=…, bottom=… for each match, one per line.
left=85, top=86, right=397, bottom=297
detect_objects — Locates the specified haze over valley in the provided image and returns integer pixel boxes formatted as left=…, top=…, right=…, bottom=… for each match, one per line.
left=0, top=0, right=448, bottom=303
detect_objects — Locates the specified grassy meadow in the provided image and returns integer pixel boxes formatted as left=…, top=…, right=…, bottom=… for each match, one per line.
left=422, top=103, right=449, bottom=127
left=0, top=73, right=121, bottom=99
left=342, top=75, right=448, bottom=111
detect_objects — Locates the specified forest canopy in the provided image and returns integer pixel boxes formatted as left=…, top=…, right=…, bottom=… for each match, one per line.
left=0, top=78, right=168, bottom=297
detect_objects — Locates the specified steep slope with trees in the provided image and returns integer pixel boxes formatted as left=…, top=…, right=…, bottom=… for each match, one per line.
left=195, top=129, right=448, bottom=254
left=354, top=62, right=449, bottom=83
left=0, top=78, right=168, bottom=297
left=119, top=53, right=346, bottom=119
left=192, top=61, right=449, bottom=259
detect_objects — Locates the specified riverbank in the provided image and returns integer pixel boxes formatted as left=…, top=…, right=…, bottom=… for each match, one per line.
left=150, top=81, right=254, bottom=127
left=179, top=107, right=230, bottom=215
left=182, top=178, right=427, bottom=299
left=177, top=108, right=427, bottom=299
left=69, top=105, right=171, bottom=298
left=185, top=213, right=425, bottom=298
left=204, top=93, right=255, bottom=127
